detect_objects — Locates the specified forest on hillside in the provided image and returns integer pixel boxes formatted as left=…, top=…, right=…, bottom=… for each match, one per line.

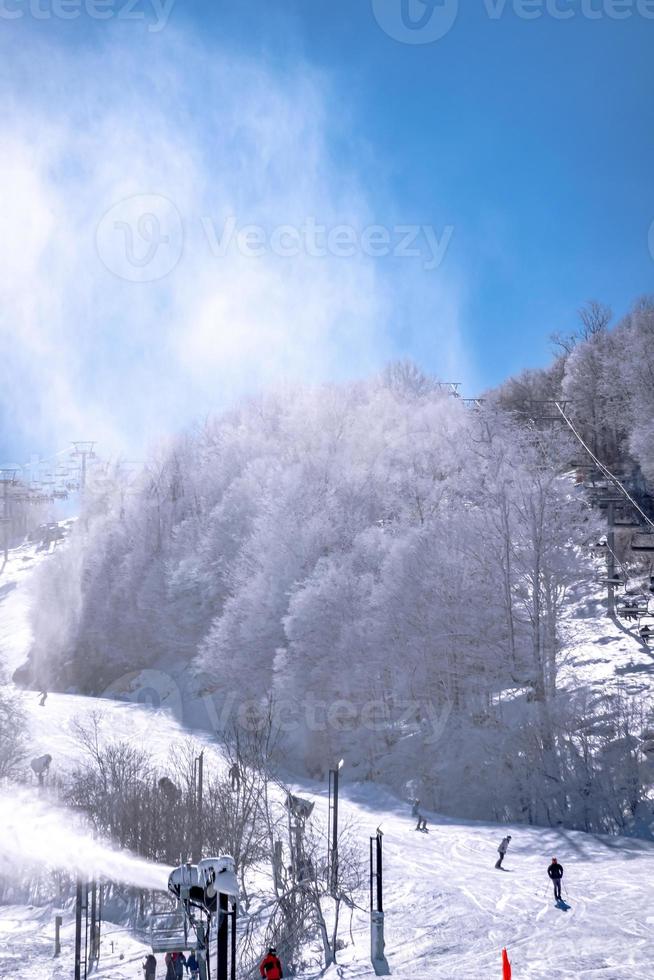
left=24, top=298, right=654, bottom=834
left=496, top=297, right=654, bottom=489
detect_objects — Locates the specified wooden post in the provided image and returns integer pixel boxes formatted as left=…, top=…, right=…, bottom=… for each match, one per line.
left=54, top=915, right=63, bottom=957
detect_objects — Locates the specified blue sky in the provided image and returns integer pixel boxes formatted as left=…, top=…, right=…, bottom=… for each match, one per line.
left=0, top=1, right=652, bottom=464
left=198, top=0, right=654, bottom=378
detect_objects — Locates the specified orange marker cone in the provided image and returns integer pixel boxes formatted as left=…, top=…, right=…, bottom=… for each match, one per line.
left=502, top=948, right=512, bottom=979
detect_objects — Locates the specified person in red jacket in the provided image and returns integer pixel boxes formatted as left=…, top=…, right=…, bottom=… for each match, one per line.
left=259, top=947, right=283, bottom=978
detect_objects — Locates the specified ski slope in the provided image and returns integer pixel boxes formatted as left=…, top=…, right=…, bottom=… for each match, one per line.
left=3, top=535, right=654, bottom=978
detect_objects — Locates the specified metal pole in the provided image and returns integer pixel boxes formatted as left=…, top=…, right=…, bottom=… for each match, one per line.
left=193, top=751, right=204, bottom=864
left=230, top=902, right=237, bottom=980
left=198, top=751, right=204, bottom=861
left=369, top=836, right=373, bottom=914
left=97, top=884, right=102, bottom=963
left=217, top=893, right=228, bottom=979
left=54, top=915, right=62, bottom=957
left=376, top=833, right=383, bottom=913
left=370, top=831, right=386, bottom=968
left=74, top=880, right=83, bottom=980
left=329, top=766, right=339, bottom=894
left=607, top=500, right=616, bottom=617
left=83, top=882, right=89, bottom=980
left=89, top=881, right=97, bottom=965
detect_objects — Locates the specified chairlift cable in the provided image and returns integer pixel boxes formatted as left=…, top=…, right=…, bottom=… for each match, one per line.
left=554, top=402, right=654, bottom=532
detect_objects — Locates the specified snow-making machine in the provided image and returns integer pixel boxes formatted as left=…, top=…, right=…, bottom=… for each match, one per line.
left=150, top=856, right=239, bottom=980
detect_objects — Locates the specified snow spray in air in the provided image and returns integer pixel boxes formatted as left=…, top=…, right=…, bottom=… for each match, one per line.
left=0, top=786, right=172, bottom=889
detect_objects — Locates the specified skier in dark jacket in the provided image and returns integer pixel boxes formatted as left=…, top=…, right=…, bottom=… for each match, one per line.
left=186, top=953, right=199, bottom=979
left=411, top=799, right=427, bottom=832
left=143, top=953, right=157, bottom=979
left=548, top=857, right=564, bottom=901
left=174, top=952, right=187, bottom=979
left=259, top=947, right=283, bottom=978
left=495, top=835, right=512, bottom=869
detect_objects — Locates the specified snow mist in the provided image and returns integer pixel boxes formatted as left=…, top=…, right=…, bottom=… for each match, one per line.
left=0, top=787, right=171, bottom=890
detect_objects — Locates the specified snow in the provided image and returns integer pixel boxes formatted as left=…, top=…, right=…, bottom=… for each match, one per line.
left=3, top=536, right=654, bottom=978
left=0, top=538, right=44, bottom=678
left=0, top=906, right=156, bottom=980
left=559, top=580, right=654, bottom=698
left=5, top=785, right=654, bottom=979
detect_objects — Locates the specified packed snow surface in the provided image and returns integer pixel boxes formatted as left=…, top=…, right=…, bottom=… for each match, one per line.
left=2, top=535, right=654, bottom=978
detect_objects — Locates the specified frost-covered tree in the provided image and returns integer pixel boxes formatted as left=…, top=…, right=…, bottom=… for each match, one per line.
left=0, top=682, right=26, bottom=781
left=26, top=364, right=627, bottom=827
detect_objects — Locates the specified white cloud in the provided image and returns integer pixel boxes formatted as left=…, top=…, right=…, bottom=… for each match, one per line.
left=0, top=25, right=466, bottom=459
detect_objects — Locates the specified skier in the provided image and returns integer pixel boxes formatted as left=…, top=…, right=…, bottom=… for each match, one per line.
left=186, top=952, right=199, bottom=980
left=143, top=953, right=157, bottom=979
left=229, top=762, right=241, bottom=791
left=173, top=951, right=187, bottom=978
left=259, top=946, right=283, bottom=978
left=548, top=857, right=564, bottom=902
left=411, top=799, right=427, bottom=832
left=165, top=952, right=176, bottom=980
left=38, top=690, right=48, bottom=707
left=495, top=835, right=511, bottom=868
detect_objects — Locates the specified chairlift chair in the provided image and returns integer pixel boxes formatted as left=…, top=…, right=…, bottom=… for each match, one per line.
left=617, top=595, right=648, bottom=620
left=613, top=510, right=642, bottom=528
left=149, top=910, right=200, bottom=954
left=631, top=532, right=654, bottom=553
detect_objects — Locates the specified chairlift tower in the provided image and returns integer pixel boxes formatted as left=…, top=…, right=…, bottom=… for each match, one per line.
left=436, top=382, right=462, bottom=397
left=71, top=442, right=97, bottom=491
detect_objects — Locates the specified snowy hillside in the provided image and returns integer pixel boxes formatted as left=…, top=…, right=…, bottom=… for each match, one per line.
left=6, top=757, right=654, bottom=980
left=2, top=537, right=654, bottom=978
